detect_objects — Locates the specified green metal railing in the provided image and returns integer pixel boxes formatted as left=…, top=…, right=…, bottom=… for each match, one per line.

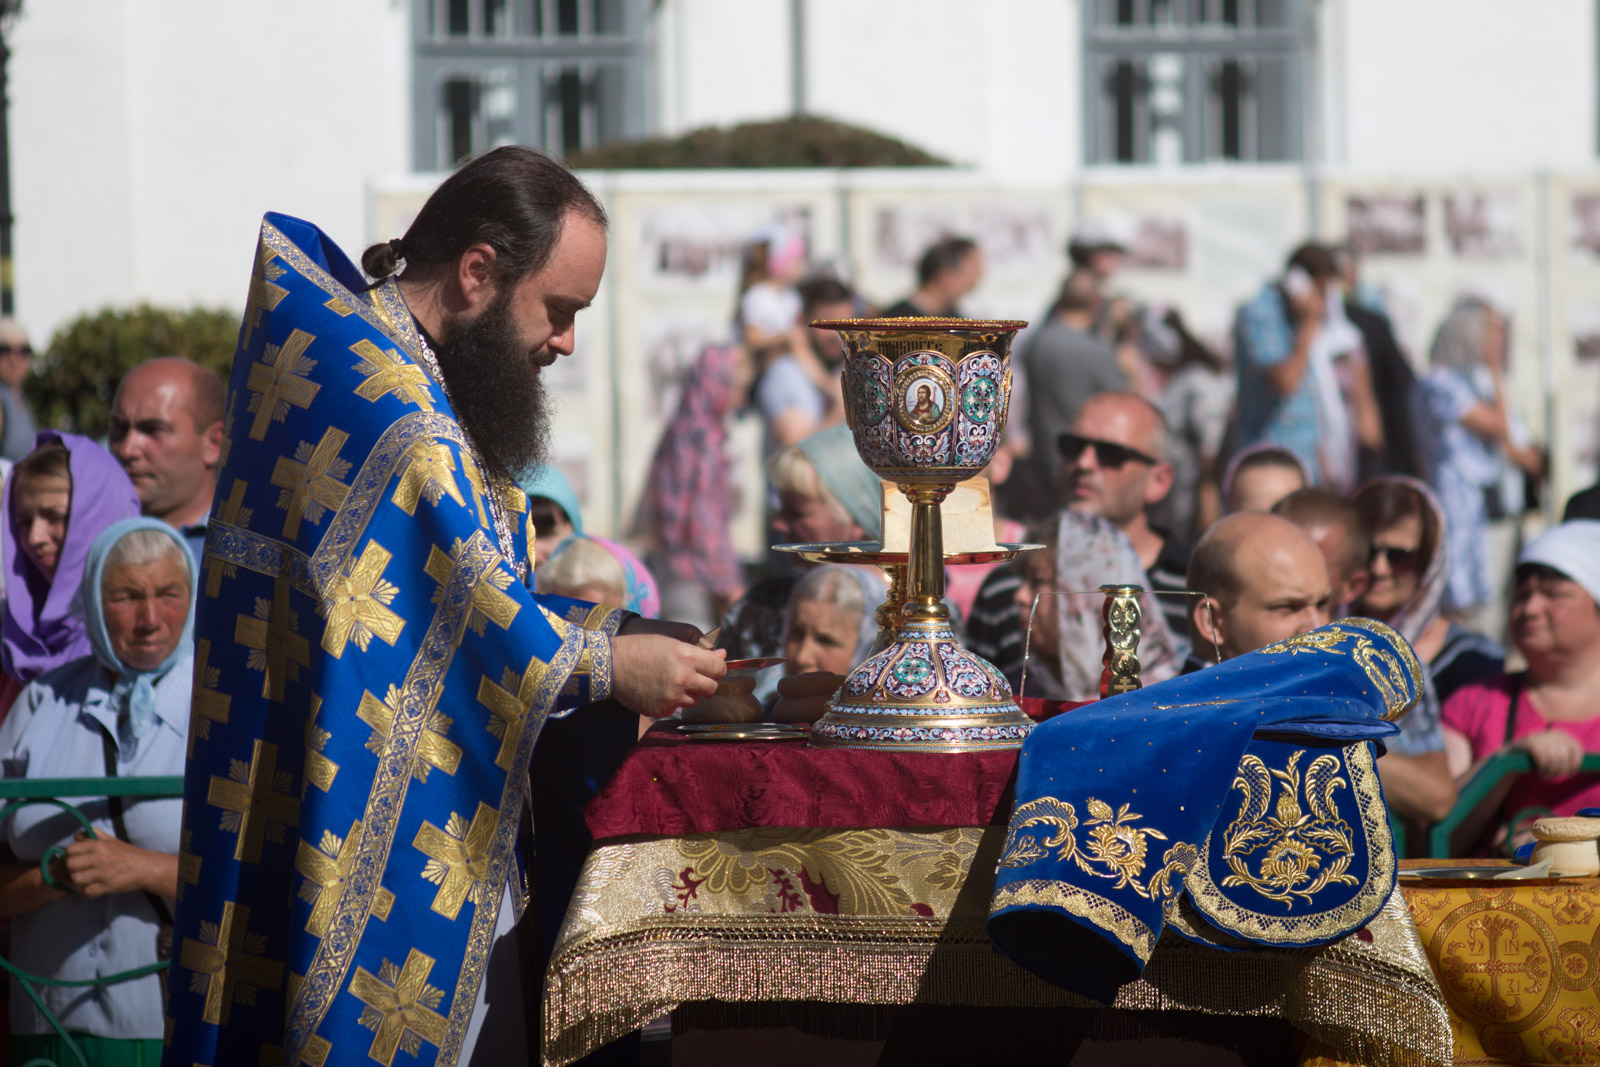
left=0, top=776, right=184, bottom=1067
left=1424, top=753, right=1600, bottom=858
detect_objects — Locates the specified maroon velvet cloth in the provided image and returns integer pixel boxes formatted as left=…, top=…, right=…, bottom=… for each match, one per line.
left=584, top=699, right=1089, bottom=841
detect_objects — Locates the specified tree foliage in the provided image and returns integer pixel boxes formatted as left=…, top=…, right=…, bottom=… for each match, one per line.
left=30, top=305, right=241, bottom=437
left=565, top=115, right=950, bottom=170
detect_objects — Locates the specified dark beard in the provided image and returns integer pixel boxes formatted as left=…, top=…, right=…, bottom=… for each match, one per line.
left=431, top=289, right=552, bottom=485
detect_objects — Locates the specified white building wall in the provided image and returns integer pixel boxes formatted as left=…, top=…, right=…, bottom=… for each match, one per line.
left=1335, top=0, right=1595, bottom=173
left=11, top=0, right=411, bottom=345
left=655, top=0, right=1080, bottom=178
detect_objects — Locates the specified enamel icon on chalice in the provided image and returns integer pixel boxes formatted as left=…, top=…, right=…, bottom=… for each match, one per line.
left=797, top=318, right=1036, bottom=752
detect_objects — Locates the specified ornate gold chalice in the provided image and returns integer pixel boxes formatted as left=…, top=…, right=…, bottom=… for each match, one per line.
left=791, top=318, right=1036, bottom=752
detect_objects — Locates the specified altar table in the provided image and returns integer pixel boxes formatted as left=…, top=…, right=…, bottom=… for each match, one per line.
left=541, top=727, right=1453, bottom=1067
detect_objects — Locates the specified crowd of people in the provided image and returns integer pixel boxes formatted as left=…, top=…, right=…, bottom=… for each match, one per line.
left=0, top=180, right=1596, bottom=1061
left=628, top=226, right=1600, bottom=858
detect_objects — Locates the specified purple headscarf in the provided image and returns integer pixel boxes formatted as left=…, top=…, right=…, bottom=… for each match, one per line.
left=2, top=431, right=142, bottom=683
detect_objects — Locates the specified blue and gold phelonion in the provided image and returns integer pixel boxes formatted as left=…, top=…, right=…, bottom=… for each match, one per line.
left=800, top=318, right=1037, bottom=752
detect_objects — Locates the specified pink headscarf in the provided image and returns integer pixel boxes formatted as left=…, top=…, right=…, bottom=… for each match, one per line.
left=1, top=431, right=142, bottom=683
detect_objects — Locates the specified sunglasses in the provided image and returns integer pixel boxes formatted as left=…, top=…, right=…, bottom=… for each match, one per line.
left=1056, top=432, right=1158, bottom=469
left=1369, top=543, right=1424, bottom=573
left=0, top=345, right=31, bottom=357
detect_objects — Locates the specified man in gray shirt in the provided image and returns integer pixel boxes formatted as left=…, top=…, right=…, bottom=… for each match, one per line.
left=1013, top=271, right=1127, bottom=518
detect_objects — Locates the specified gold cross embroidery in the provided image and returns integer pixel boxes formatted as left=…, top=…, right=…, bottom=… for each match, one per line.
left=245, top=328, right=320, bottom=441
left=235, top=578, right=310, bottom=702
left=177, top=828, right=201, bottom=902
left=457, top=449, right=491, bottom=528
left=202, top=478, right=252, bottom=598
left=424, top=541, right=520, bottom=637
left=357, top=687, right=460, bottom=783
left=242, top=246, right=289, bottom=350
left=294, top=819, right=395, bottom=937
left=391, top=439, right=466, bottom=516
left=303, top=694, right=338, bottom=796
left=301, top=1034, right=332, bottom=1067
left=269, top=428, right=351, bottom=540
left=349, top=949, right=449, bottom=1065
left=187, top=639, right=231, bottom=758
left=351, top=338, right=434, bottom=412
left=413, top=802, right=497, bottom=920
left=476, top=658, right=548, bottom=771
left=206, top=739, right=301, bottom=863
left=320, top=541, right=405, bottom=657
left=178, top=901, right=283, bottom=1026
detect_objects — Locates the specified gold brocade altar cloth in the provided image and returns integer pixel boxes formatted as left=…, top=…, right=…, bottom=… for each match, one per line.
left=544, top=826, right=1452, bottom=1067
left=1387, top=860, right=1600, bottom=1066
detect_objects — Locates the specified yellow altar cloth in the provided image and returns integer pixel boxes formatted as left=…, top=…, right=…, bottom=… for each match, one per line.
left=1393, top=861, right=1600, bottom=1065
left=543, top=826, right=1452, bottom=1067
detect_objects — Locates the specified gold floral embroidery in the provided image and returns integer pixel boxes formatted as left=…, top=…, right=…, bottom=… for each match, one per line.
left=997, top=796, right=1195, bottom=909
left=673, top=829, right=919, bottom=915
left=1258, top=621, right=1419, bottom=721
left=1220, top=750, right=1357, bottom=906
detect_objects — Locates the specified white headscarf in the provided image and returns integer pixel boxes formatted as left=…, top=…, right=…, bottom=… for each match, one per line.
left=1045, top=511, right=1182, bottom=701
left=1519, top=521, right=1600, bottom=606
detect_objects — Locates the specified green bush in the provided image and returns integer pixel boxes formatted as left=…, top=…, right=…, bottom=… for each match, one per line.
left=31, top=304, right=241, bottom=437
left=565, top=115, right=951, bottom=169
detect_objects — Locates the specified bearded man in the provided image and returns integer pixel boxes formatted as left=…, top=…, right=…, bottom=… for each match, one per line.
left=165, top=147, right=725, bottom=1067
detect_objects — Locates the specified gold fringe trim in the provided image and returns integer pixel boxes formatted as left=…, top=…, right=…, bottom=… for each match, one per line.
left=542, top=913, right=1452, bottom=1067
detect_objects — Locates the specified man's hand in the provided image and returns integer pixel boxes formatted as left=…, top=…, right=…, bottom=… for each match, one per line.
left=1288, top=279, right=1326, bottom=329
left=1514, top=729, right=1585, bottom=780
left=772, top=671, right=845, bottom=723
left=613, top=635, right=726, bottom=718
left=617, top=616, right=704, bottom=645
left=61, top=832, right=173, bottom=899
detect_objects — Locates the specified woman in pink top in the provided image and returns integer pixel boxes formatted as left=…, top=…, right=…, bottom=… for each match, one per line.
left=1442, top=521, right=1600, bottom=844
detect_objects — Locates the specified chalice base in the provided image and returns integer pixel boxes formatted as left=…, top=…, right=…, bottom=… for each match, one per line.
left=810, top=617, right=1033, bottom=753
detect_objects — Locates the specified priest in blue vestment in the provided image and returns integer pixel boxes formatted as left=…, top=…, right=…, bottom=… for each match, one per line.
left=164, top=147, right=727, bottom=1067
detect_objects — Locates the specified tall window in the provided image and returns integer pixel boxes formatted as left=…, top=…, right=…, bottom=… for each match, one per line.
left=1082, top=0, right=1306, bottom=165
left=413, top=0, right=646, bottom=170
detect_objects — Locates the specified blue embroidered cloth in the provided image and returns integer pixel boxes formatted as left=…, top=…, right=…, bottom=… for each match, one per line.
left=988, top=620, right=1419, bottom=1003
left=163, top=213, right=628, bottom=1067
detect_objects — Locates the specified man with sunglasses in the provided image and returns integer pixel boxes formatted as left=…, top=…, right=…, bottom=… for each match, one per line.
left=1057, top=391, right=1191, bottom=639
left=966, top=391, right=1189, bottom=680
left=0, top=318, right=38, bottom=462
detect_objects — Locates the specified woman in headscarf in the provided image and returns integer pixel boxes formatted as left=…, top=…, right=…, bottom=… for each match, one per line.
left=1010, top=511, right=1182, bottom=702
left=538, top=534, right=661, bottom=619
left=717, top=423, right=882, bottom=663
left=770, top=565, right=889, bottom=722
left=0, top=432, right=142, bottom=719
left=1349, top=477, right=1471, bottom=823
left=1443, top=522, right=1600, bottom=848
left=634, top=344, right=752, bottom=625
left=0, top=518, right=194, bottom=1066
left=522, top=463, right=585, bottom=568
left=1352, top=477, right=1504, bottom=703
left=1413, top=299, right=1545, bottom=615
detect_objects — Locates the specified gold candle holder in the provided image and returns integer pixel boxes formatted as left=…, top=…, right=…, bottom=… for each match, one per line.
left=1099, top=583, right=1145, bottom=698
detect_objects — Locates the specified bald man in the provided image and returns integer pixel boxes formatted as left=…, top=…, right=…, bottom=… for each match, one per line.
left=109, top=358, right=226, bottom=564
left=0, top=318, right=38, bottom=461
left=1186, top=511, right=1457, bottom=822
left=1184, top=512, right=1333, bottom=667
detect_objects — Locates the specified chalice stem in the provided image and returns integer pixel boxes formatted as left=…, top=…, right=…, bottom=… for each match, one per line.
left=906, top=490, right=948, bottom=621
